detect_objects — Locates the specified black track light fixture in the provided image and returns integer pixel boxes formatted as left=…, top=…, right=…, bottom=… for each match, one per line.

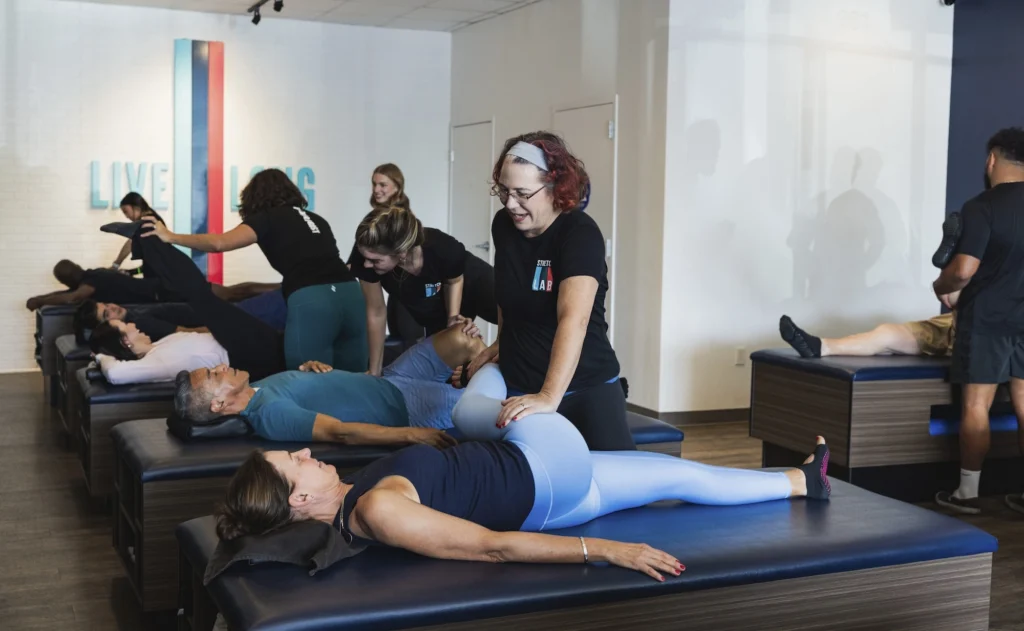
left=274, top=0, right=283, bottom=12
left=252, top=8, right=261, bottom=24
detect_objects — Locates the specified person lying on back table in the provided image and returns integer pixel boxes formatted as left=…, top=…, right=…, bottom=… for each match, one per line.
left=27, top=259, right=279, bottom=312
left=75, top=300, right=208, bottom=345
left=171, top=323, right=485, bottom=448
left=779, top=291, right=960, bottom=358
left=26, top=260, right=169, bottom=310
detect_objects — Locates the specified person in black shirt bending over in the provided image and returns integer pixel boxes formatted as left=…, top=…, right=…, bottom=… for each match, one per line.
left=461, top=131, right=632, bottom=451
left=141, top=168, right=367, bottom=373
left=933, top=128, right=1024, bottom=516
left=349, top=205, right=497, bottom=376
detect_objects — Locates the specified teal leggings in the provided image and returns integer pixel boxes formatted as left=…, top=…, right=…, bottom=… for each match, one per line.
left=284, top=282, right=368, bottom=372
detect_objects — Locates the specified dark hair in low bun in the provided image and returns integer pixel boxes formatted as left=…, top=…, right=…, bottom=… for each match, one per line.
left=215, top=450, right=293, bottom=540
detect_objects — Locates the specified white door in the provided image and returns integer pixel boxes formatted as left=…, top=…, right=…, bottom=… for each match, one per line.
left=449, top=120, right=496, bottom=343
left=552, top=103, right=617, bottom=344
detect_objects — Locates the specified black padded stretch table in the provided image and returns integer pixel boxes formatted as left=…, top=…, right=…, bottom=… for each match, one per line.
left=625, top=411, right=683, bottom=455
left=112, top=419, right=400, bottom=612
left=55, top=334, right=92, bottom=443
left=750, top=348, right=1023, bottom=501
left=178, top=478, right=996, bottom=631
left=76, top=368, right=177, bottom=498
left=36, top=304, right=78, bottom=407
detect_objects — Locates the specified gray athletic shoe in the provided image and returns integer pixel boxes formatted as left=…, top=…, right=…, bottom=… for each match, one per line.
left=1004, top=494, right=1024, bottom=516
left=935, top=490, right=981, bottom=515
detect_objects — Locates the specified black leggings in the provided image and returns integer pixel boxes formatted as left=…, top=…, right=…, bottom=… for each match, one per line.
left=135, top=236, right=285, bottom=381
left=556, top=381, right=636, bottom=451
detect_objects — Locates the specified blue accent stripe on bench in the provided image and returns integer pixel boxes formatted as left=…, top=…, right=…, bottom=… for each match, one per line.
left=930, top=414, right=1019, bottom=436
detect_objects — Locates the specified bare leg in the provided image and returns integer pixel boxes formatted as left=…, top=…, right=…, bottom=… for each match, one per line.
left=431, top=324, right=487, bottom=370
left=821, top=323, right=922, bottom=357
left=1009, top=378, right=1024, bottom=457
left=960, top=384, right=997, bottom=471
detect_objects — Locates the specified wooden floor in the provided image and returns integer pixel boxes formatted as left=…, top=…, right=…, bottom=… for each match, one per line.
left=1, top=373, right=1022, bottom=630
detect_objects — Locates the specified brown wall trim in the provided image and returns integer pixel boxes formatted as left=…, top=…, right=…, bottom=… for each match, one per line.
left=627, top=403, right=749, bottom=426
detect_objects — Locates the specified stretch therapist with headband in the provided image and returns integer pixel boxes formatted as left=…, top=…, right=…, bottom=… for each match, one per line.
left=463, top=132, right=633, bottom=451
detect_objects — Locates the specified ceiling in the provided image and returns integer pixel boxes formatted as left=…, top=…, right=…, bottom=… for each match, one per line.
left=73, top=0, right=540, bottom=31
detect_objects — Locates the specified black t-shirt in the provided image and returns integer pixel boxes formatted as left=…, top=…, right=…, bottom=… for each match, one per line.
left=955, top=183, right=1024, bottom=335
left=243, top=206, right=353, bottom=299
left=80, top=269, right=162, bottom=304
left=126, top=304, right=204, bottom=342
left=348, top=228, right=467, bottom=328
left=492, top=210, right=619, bottom=393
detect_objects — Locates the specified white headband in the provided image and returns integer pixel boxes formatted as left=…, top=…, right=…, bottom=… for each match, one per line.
left=507, top=141, right=549, bottom=171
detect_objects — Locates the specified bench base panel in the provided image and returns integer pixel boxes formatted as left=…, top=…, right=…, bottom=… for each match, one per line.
left=180, top=554, right=991, bottom=631
left=637, top=440, right=681, bottom=457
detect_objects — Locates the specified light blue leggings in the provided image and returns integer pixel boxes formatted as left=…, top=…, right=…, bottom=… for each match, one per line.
left=451, top=365, right=794, bottom=531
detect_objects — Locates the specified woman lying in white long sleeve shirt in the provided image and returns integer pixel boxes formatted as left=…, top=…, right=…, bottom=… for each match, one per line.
left=92, top=320, right=229, bottom=384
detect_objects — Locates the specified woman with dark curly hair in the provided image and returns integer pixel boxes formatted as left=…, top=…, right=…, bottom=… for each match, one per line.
left=461, top=132, right=631, bottom=451
left=141, top=168, right=367, bottom=372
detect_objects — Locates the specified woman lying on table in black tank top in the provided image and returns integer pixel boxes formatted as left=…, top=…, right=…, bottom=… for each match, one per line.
left=461, top=131, right=630, bottom=451
left=349, top=201, right=497, bottom=376
left=215, top=364, right=832, bottom=581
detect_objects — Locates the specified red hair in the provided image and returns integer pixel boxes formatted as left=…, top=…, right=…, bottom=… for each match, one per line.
left=492, top=132, right=590, bottom=212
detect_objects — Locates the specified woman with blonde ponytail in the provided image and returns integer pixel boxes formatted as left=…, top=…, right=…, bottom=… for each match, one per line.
left=349, top=203, right=497, bottom=376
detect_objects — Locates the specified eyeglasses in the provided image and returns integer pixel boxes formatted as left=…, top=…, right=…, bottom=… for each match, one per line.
left=490, top=184, right=546, bottom=205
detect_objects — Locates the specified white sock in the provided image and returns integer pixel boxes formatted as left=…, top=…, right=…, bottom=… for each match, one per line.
left=952, top=469, right=980, bottom=500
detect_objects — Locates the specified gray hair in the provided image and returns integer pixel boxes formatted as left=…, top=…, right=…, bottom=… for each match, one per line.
left=174, top=370, right=219, bottom=424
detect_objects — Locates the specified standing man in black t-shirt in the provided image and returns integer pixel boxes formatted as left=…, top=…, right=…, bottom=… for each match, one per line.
left=349, top=205, right=497, bottom=376
left=142, top=168, right=367, bottom=373
left=463, top=131, right=634, bottom=451
left=933, top=128, right=1024, bottom=515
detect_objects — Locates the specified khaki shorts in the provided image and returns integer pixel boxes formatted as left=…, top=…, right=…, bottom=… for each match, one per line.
left=905, top=312, right=955, bottom=357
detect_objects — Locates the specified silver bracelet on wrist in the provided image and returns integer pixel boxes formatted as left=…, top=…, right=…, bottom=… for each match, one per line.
left=579, top=536, right=589, bottom=564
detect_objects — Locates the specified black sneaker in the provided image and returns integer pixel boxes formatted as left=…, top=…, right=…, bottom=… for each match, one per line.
left=935, top=490, right=981, bottom=515
left=931, top=212, right=962, bottom=269
left=1004, top=494, right=1024, bottom=516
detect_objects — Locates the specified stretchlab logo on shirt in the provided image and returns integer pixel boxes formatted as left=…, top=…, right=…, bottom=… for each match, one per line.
left=532, top=260, right=553, bottom=292
left=425, top=282, right=442, bottom=298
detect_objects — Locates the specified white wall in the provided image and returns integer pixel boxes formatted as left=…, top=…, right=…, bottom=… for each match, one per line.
left=0, top=0, right=451, bottom=371
left=451, top=0, right=670, bottom=411
left=661, top=0, right=954, bottom=411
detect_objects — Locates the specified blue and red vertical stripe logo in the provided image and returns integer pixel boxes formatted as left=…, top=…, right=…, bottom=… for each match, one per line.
left=174, top=39, right=225, bottom=284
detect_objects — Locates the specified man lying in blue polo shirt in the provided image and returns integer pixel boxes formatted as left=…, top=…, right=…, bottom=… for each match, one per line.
left=173, top=325, right=484, bottom=448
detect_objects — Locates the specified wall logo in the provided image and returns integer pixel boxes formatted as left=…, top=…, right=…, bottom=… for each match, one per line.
left=88, top=39, right=316, bottom=285
left=532, top=260, right=553, bottom=292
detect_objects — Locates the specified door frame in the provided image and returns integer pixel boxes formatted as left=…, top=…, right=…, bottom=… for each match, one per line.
left=448, top=118, right=497, bottom=343
left=448, top=118, right=496, bottom=265
left=551, top=97, right=620, bottom=345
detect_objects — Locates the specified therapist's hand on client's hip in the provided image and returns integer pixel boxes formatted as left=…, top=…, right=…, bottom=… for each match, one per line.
left=497, top=392, right=559, bottom=428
